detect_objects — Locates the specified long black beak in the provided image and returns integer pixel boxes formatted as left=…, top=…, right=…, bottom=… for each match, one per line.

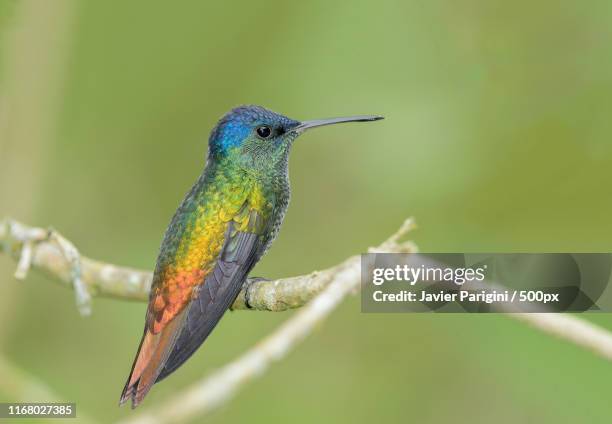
left=293, top=115, right=383, bottom=133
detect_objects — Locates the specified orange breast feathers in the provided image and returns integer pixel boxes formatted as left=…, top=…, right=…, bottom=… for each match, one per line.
left=146, top=182, right=270, bottom=334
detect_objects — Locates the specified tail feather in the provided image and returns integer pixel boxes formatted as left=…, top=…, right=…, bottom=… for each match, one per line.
left=119, top=330, right=159, bottom=408
left=119, top=310, right=188, bottom=408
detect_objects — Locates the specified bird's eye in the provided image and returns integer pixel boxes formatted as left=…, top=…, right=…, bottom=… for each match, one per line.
left=256, top=126, right=272, bottom=139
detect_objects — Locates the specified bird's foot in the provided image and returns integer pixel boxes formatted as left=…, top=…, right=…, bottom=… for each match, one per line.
left=242, top=276, right=269, bottom=310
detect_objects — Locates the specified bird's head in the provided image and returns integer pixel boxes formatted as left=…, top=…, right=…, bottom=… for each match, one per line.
left=208, top=105, right=382, bottom=172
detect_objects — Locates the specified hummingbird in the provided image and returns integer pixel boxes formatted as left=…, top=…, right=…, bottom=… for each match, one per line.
left=119, top=105, right=383, bottom=407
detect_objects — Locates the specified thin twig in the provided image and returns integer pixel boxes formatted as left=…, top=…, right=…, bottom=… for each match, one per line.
left=2, top=220, right=92, bottom=315
left=0, top=217, right=418, bottom=313
left=0, top=355, right=98, bottom=424
left=512, top=313, right=612, bottom=360
left=0, top=355, right=62, bottom=402
left=3, top=217, right=612, bottom=422
left=117, top=221, right=417, bottom=424
left=48, top=229, right=91, bottom=315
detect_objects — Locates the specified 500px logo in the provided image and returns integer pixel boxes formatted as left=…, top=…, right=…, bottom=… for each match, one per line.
left=371, top=264, right=487, bottom=286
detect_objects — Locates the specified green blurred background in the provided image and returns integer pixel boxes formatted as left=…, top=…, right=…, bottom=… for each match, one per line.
left=1, top=0, right=612, bottom=423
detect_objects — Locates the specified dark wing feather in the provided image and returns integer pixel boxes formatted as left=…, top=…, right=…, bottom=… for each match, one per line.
left=155, top=221, right=263, bottom=382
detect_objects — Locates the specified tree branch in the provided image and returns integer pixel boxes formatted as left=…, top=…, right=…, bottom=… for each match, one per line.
left=1, top=217, right=391, bottom=313
left=117, top=219, right=417, bottom=424
left=513, top=312, right=612, bottom=360
left=0, top=355, right=98, bottom=424
left=3, top=217, right=612, bottom=423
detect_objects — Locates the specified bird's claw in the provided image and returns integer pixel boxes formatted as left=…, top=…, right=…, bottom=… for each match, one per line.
left=242, top=276, right=269, bottom=310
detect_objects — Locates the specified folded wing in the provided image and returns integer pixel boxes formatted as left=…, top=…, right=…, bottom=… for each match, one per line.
left=120, top=201, right=267, bottom=408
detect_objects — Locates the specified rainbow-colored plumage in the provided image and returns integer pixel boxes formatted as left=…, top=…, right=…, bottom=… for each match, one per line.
left=150, top=157, right=274, bottom=333
left=120, top=105, right=382, bottom=408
